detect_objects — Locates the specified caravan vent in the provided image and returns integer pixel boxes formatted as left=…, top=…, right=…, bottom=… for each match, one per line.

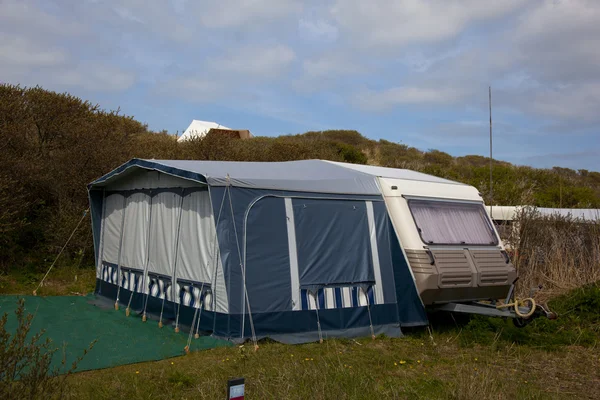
left=470, top=250, right=511, bottom=286
left=432, top=250, right=473, bottom=288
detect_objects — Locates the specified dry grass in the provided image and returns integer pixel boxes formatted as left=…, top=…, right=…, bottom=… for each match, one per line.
left=506, top=209, right=600, bottom=300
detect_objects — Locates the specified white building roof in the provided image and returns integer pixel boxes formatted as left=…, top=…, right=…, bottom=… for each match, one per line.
left=177, top=120, right=231, bottom=142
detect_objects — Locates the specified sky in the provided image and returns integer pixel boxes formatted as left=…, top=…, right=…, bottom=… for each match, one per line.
left=1, top=0, right=599, bottom=171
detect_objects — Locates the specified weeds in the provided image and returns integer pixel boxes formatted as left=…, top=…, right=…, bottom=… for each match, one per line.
left=509, top=208, right=600, bottom=300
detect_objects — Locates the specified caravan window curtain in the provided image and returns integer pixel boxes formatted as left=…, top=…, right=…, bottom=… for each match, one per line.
left=409, top=200, right=498, bottom=245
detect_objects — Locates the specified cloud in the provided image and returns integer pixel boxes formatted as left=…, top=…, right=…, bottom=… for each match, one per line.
left=0, top=4, right=135, bottom=94
left=302, top=52, right=365, bottom=79
left=0, top=0, right=84, bottom=38
left=197, top=0, right=302, bottom=29
left=157, top=77, right=228, bottom=103
left=509, top=1, right=600, bottom=84
left=331, top=0, right=526, bottom=48
left=0, top=34, right=68, bottom=68
left=207, top=45, right=296, bottom=78
left=510, top=84, right=600, bottom=122
left=333, top=1, right=600, bottom=127
left=53, top=64, right=136, bottom=92
left=77, top=0, right=195, bottom=43
left=298, top=18, right=338, bottom=42
left=353, top=85, right=470, bottom=111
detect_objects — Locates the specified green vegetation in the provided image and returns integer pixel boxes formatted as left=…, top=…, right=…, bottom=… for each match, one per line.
left=434, top=284, right=600, bottom=351
left=1, top=84, right=599, bottom=274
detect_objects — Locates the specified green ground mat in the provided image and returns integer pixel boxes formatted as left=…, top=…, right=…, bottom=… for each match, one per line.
left=0, top=295, right=232, bottom=373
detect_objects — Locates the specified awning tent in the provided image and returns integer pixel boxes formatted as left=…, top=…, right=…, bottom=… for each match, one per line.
left=88, top=159, right=432, bottom=343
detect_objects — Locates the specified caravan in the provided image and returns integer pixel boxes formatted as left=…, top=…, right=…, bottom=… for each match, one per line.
left=88, top=159, right=540, bottom=343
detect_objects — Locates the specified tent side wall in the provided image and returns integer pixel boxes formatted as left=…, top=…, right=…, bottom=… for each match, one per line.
left=208, top=186, right=427, bottom=342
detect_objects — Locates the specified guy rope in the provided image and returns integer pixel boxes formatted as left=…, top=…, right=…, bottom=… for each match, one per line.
left=33, top=209, right=89, bottom=296
left=225, top=176, right=258, bottom=351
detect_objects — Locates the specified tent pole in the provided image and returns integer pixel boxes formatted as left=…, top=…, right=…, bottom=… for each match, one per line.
left=141, top=190, right=154, bottom=322
left=114, top=194, right=128, bottom=310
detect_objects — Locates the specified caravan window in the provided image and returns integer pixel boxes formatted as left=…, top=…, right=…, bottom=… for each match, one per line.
left=408, top=199, right=498, bottom=246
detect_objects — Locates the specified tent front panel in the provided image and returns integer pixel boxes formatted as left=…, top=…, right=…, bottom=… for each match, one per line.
left=120, top=192, right=151, bottom=272
left=93, top=184, right=229, bottom=314
left=100, top=193, right=125, bottom=267
left=145, top=191, right=181, bottom=301
left=175, top=189, right=228, bottom=313
left=147, top=191, right=181, bottom=278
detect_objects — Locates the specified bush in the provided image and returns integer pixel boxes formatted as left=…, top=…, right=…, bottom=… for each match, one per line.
left=336, top=143, right=368, bottom=164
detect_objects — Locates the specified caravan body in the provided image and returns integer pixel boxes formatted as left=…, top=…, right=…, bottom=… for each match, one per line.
left=380, top=176, right=516, bottom=305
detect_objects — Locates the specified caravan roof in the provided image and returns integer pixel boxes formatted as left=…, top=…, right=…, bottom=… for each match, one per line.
left=90, top=159, right=466, bottom=195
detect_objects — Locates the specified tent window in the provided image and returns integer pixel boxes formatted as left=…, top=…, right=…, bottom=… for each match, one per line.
left=408, top=199, right=498, bottom=246
left=293, top=199, right=374, bottom=287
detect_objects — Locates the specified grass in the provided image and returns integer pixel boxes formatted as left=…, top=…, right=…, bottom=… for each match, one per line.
left=66, top=334, right=599, bottom=399
left=427, top=284, right=600, bottom=351
left=1, top=267, right=600, bottom=399
left=0, top=265, right=96, bottom=296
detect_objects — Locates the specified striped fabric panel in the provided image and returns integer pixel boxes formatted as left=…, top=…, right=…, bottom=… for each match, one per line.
left=101, top=262, right=119, bottom=285
left=147, top=274, right=172, bottom=301
left=300, top=286, right=376, bottom=311
left=120, top=269, right=144, bottom=293
left=177, top=282, right=212, bottom=311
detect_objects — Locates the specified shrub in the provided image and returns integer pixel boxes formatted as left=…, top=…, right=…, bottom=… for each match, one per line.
left=511, top=208, right=600, bottom=298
